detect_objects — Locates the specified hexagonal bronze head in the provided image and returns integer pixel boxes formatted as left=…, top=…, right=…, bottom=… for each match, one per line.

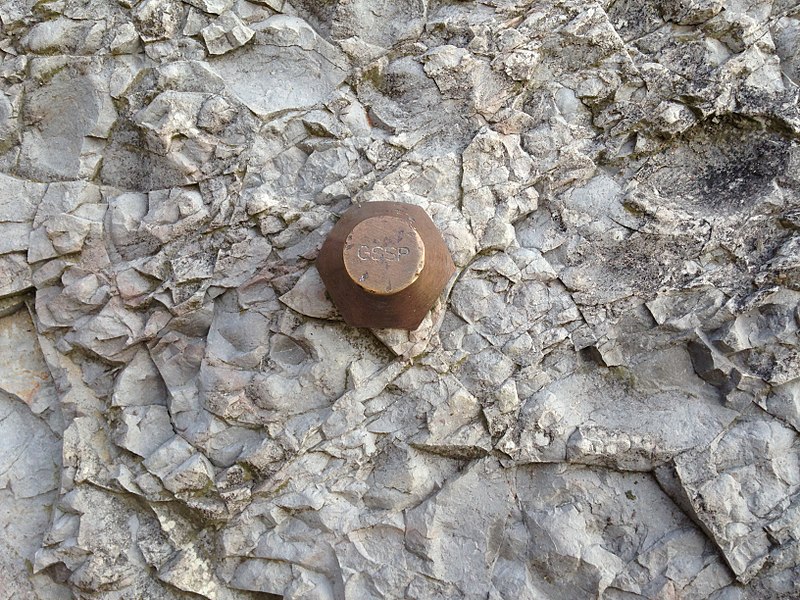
left=317, top=202, right=456, bottom=330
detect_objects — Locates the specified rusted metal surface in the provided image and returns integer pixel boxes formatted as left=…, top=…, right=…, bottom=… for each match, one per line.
left=317, top=202, right=456, bottom=330
left=342, top=215, right=426, bottom=296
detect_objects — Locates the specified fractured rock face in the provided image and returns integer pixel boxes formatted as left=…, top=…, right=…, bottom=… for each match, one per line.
left=0, top=309, right=68, bottom=599
left=208, top=16, right=348, bottom=119
left=0, top=0, right=799, bottom=598
left=666, top=417, right=800, bottom=584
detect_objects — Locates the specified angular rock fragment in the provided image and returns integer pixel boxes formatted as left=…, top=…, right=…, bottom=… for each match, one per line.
left=278, top=266, right=340, bottom=320
left=201, top=13, right=255, bottom=55
left=208, top=16, right=347, bottom=118
left=112, top=348, right=168, bottom=407
left=670, top=417, right=800, bottom=583
left=0, top=309, right=59, bottom=417
left=184, top=0, right=234, bottom=16
left=114, top=405, right=174, bottom=458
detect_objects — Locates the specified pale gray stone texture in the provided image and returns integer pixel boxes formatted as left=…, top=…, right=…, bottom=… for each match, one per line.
left=0, top=0, right=799, bottom=598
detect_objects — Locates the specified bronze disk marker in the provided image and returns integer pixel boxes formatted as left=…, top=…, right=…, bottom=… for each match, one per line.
left=317, top=202, right=456, bottom=330
left=343, top=216, right=426, bottom=296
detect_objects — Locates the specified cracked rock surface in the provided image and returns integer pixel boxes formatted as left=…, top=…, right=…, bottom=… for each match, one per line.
left=1, top=0, right=799, bottom=598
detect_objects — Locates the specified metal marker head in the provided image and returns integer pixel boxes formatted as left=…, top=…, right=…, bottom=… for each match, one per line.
left=342, top=216, right=426, bottom=296
left=316, top=202, right=456, bottom=330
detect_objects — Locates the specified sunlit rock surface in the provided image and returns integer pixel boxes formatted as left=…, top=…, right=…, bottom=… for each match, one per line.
left=1, top=0, right=799, bottom=597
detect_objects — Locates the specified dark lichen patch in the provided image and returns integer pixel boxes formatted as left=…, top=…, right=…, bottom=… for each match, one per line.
left=605, top=0, right=664, bottom=43
left=699, top=135, right=790, bottom=210
left=291, top=0, right=339, bottom=40
left=603, top=232, right=707, bottom=293
left=634, top=117, right=793, bottom=217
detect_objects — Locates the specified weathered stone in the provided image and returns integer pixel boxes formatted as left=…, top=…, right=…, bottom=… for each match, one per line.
left=19, top=67, right=116, bottom=181
left=332, top=0, right=426, bottom=48
left=162, top=453, right=215, bottom=494
left=0, top=384, right=66, bottom=599
left=278, top=266, right=340, bottom=320
left=208, top=16, right=347, bottom=118
left=0, top=253, right=33, bottom=299
left=184, top=0, right=234, bottom=16
left=133, top=0, right=186, bottom=42
left=201, top=13, right=254, bottom=56
left=670, top=417, right=800, bottom=583
left=2, top=0, right=800, bottom=597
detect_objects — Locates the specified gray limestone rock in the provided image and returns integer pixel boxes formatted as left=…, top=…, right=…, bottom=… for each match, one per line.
left=201, top=13, right=255, bottom=56
left=668, top=417, right=800, bottom=584
left=208, top=16, right=348, bottom=118
left=18, top=65, right=116, bottom=181
left=1, top=0, right=800, bottom=598
left=114, top=405, right=175, bottom=457
left=185, top=0, right=235, bottom=16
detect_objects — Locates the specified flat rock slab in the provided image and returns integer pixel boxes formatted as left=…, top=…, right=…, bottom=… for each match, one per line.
left=209, top=16, right=347, bottom=118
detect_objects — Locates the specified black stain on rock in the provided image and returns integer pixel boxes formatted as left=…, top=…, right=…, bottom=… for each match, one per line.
left=698, top=124, right=790, bottom=210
